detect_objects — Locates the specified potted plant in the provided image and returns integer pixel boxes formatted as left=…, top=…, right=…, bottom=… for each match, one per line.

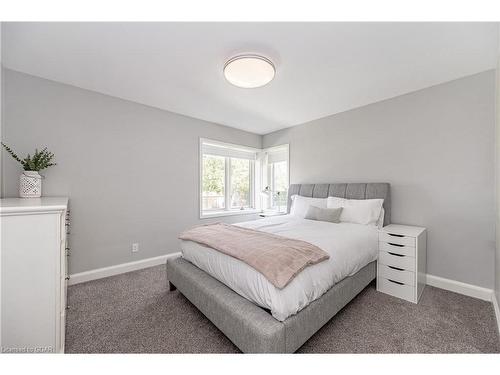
left=1, top=142, right=56, bottom=198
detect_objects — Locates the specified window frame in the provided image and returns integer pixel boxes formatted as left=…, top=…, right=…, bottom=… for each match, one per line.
left=228, top=157, right=255, bottom=210
left=200, top=153, right=227, bottom=212
left=199, top=138, right=259, bottom=218
left=262, top=144, right=290, bottom=213
left=267, top=160, right=287, bottom=209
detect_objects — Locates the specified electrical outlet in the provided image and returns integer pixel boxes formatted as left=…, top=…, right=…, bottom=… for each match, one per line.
left=132, top=243, right=139, bottom=253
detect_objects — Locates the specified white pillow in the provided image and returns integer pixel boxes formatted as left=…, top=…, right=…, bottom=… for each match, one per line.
left=327, top=197, right=384, bottom=226
left=290, top=195, right=328, bottom=218
left=377, top=207, right=385, bottom=229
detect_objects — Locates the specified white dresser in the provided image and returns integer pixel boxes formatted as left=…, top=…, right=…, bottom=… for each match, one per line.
left=376, top=224, right=427, bottom=304
left=1, top=197, right=69, bottom=353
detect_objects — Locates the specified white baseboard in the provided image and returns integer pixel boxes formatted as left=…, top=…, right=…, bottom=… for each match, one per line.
left=69, top=252, right=181, bottom=285
left=68, top=257, right=500, bottom=333
left=492, top=293, right=500, bottom=336
left=426, top=275, right=499, bottom=334
left=426, top=274, right=493, bottom=301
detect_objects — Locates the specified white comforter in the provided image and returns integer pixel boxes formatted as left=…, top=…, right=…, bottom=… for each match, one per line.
left=181, top=215, right=378, bottom=321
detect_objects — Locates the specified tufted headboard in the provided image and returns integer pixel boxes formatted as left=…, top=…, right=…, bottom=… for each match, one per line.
left=287, top=183, right=391, bottom=226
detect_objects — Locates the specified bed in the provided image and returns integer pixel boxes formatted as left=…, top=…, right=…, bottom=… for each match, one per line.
left=166, top=182, right=391, bottom=353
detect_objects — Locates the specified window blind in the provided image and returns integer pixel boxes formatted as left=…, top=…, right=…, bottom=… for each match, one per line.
left=267, top=147, right=288, bottom=163
left=202, top=141, right=257, bottom=160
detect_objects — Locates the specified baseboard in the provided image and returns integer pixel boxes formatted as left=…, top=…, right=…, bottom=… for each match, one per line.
left=492, top=293, right=500, bottom=336
left=69, top=257, right=497, bottom=303
left=69, top=252, right=181, bottom=285
left=426, top=274, right=493, bottom=301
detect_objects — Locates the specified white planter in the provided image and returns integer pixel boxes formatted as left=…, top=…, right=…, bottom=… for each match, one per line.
left=19, top=171, right=42, bottom=198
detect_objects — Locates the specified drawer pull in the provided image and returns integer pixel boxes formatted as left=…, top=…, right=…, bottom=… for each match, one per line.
left=388, top=252, right=404, bottom=257
left=388, top=242, right=404, bottom=247
left=388, top=279, right=404, bottom=285
left=388, top=233, right=404, bottom=238
left=388, top=265, right=405, bottom=271
left=65, top=276, right=70, bottom=280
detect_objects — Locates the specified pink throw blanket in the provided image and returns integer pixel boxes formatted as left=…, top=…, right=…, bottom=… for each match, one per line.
left=179, top=223, right=330, bottom=289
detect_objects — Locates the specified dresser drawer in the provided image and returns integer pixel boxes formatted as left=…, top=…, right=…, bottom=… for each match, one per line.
left=379, top=251, right=415, bottom=272
left=379, top=232, right=415, bottom=247
left=378, top=277, right=415, bottom=302
left=379, top=241, right=415, bottom=256
left=378, top=264, right=415, bottom=286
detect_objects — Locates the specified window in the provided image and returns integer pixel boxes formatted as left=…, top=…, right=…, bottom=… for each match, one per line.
left=201, top=154, right=226, bottom=211
left=200, top=139, right=289, bottom=218
left=200, top=139, right=257, bottom=217
left=268, top=160, right=288, bottom=210
left=262, top=145, right=289, bottom=212
left=230, top=158, right=251, bottom=209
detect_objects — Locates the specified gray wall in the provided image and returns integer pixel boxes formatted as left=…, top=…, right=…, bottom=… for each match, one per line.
left=1, top=24, right=3, bottom=197
left=1, top=69, right=262, bottom=273
left=495, top=44, right=500, bottom=304
left=2, top=67, right=496, bottom=289
left=264, top=71, right=496, bottom=289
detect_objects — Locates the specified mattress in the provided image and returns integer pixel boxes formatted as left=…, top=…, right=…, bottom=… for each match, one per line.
left=181, top=215, right=378, bottom=321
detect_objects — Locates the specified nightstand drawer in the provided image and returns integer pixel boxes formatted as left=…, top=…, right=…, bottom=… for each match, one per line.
left=379, top=251, right=416, bottom=272
left=379, top=232, right=415, bottom=247
left=378, top=264, right=415, bottom=286
left=379, top=241, right=415, bottom=257
left=378, top=277, right=415, bottom=302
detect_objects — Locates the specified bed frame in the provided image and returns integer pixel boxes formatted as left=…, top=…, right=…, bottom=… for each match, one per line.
left=166, top=183, right=391, bottom=353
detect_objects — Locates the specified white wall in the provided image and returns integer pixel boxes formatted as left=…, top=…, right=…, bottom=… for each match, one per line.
left=264, top=71, right=496, bottom=289
left=1, top=69, right=262, bottom=273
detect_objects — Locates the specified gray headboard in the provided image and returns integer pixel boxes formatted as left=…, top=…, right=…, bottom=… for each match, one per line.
left=287, top=183, right=391, bottom=226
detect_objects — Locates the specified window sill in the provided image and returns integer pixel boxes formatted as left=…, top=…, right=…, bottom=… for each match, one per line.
left=200, top=209, right=260, bottom=219
left=259, top=210, right=287, bottom=217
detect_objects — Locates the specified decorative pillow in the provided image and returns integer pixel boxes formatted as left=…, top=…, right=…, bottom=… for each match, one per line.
left=304, top=206, right=343, bottom=223
left=327, top=197, right=384, bottom=226
left=290, top=195, right=328, bottom=218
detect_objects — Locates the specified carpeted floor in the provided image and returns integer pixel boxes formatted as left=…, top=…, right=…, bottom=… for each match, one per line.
left=65, top=265, right=500, bottom=353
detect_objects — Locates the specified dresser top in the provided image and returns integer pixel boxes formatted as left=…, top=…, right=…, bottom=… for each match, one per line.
left=380, top=223, right=426, bottom=237
left=0, top=197, right=68, bottom=214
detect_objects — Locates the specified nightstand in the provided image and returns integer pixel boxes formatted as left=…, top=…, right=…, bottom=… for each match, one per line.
left=376, top=224, right=427, bottom=303
left=259, top=211, right=287, bottom=218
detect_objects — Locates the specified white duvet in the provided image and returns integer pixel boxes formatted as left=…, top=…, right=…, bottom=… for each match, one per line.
left=181, top=215, right=378, bottom=321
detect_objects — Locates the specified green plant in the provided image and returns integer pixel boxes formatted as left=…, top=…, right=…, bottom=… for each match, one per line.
left=1, top=142, right=56, bottom=172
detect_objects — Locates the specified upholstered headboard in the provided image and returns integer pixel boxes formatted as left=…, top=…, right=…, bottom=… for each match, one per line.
left=287, top=183, right=391, bottom=226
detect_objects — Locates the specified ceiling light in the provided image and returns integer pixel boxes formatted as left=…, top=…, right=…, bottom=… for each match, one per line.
left=223, top=55, right=275, bottom=88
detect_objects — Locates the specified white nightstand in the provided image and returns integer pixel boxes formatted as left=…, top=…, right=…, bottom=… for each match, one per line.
left=376, top=224, right=427, bottom=303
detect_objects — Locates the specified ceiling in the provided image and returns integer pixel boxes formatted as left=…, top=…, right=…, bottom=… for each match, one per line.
left=2, top=22, right=498, bottom=134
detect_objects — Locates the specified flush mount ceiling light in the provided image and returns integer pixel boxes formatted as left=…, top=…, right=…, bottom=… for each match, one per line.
left=223, top=54, right=275, bottom=88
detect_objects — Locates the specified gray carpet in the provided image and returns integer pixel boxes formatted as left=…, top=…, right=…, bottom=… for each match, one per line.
left=65, top=265, right=500, bottom=353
